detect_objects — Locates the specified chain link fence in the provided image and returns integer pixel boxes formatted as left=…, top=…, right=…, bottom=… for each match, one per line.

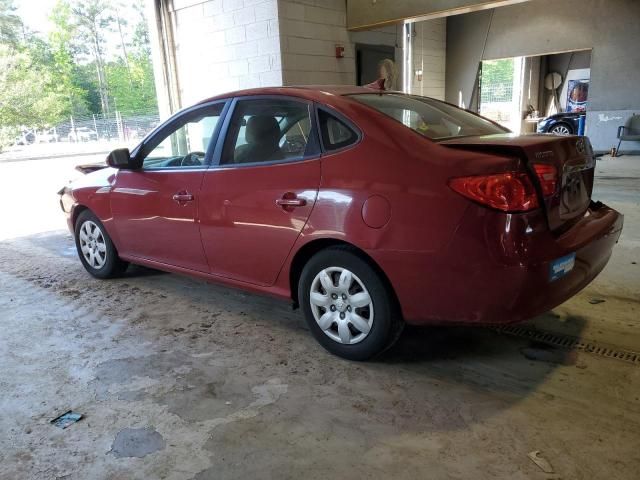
left=479, top=58, right=520, bottom=131
left=1, top=108, right=161, bottom=161
left=480, top=83, right=515, bottom=124
left=17, top=108, right=160, bottom=145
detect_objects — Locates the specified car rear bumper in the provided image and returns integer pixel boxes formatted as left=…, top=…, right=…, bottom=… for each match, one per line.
left=374, top=202, right=623, bottom=325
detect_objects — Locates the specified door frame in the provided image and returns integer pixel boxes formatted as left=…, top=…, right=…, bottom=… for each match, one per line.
left=197, top=94, right=324, bottom=286
left=355, top=43, right=396, bottom=86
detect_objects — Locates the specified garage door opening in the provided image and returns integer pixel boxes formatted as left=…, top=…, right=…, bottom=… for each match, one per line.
left=479, top=56, right=524, bottom=133
left=479, top=49, right=592, bottom=135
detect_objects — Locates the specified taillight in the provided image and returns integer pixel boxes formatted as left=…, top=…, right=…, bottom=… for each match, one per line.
left=449, top=172, right=539, bottom=212
left=533, top=163, right=558, bottom=196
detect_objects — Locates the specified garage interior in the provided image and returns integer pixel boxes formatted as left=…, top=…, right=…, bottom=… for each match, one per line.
left=477, top=49, right=592, bottom=134
left=1, top=0, right=639, bottom=479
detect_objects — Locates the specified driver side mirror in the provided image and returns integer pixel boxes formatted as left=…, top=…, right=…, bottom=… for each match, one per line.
left=106, top=148, right=134, bottom=169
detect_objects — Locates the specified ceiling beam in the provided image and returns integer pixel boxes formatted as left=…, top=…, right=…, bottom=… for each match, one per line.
left=347, top=0, right=533, bottom=30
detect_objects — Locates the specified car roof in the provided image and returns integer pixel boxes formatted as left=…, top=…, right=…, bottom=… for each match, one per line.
left=195, top=85, right=390, bottom=105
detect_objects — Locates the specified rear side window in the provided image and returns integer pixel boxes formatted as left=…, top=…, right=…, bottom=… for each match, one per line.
left=349, top=93, right=507, bottom=141
left=318, top=109, right=358, bottom=151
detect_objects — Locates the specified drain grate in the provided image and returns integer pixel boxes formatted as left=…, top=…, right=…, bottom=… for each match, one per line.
left=493, top=325, right=640, bottom=365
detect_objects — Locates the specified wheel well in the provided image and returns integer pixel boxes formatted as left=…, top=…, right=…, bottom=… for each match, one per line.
left=288, top=239, right=402, bottom=317
left=71, top=205, right=89, bottom=229
left=71, top=205, right=124, bottom=258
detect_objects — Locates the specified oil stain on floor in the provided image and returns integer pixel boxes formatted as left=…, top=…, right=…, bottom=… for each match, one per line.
left=110, top=427, right=166, bottom=458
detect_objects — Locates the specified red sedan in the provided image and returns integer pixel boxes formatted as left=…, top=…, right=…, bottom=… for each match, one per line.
left=59, top=86, right=623, bottom=360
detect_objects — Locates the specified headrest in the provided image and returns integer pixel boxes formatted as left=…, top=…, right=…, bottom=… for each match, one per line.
left=246, top=115, right=280, bottom=145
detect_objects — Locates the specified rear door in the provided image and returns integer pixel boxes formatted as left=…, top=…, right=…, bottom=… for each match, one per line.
left=198, top=96, right=321, bottom=286
left=111, top=101, right=227, bottom=271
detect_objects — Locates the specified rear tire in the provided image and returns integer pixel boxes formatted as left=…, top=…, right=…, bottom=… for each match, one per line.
left=74, top=210, right=128, bottom=279
left=299, top=246, right=403, bottom=361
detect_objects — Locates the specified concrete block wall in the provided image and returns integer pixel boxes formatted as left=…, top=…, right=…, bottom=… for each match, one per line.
left=170, top=0, right=283, bottom=105
left=409, top=19, right=446, bottom=100
left=278, top=0, right=354, bottom=85
left=278, top=0, right=445, bottom=97
left=154, top=0, right=447, bottom=115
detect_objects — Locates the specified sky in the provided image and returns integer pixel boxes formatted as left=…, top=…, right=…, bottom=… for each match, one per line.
left=15, top=0, right=59, bottom=37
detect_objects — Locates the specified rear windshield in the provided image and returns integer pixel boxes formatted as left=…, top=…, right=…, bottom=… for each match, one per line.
left=348, top=93, right=508, bottom=141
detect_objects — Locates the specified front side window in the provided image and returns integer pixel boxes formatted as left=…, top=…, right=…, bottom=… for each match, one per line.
left=349, top=93, right=507, bottom=141
left=142, top=103, right=224, bottom=169
left=221, top=98, right=314, bottom=165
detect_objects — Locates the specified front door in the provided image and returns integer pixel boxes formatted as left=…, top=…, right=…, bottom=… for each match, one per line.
left=111, top=101, right=226, bottom=271
left=199, top=97, right=321, bottom=286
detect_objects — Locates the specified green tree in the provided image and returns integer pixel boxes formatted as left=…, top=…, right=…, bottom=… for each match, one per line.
left=49, top=0, right=91, bottom=117
left=106, top=4, right=157, bottom=115
left=0, top=44, right=67, bottom=127
left=1, top=0, right=158, bottom=150
left=106, top=59, right=155, bottom=115
left=69, top=0, right=114, bottom=115
left=131, top=3, right=151, bottom=57
left=113, top=1, right=132, bottom=87
left=0, top=1, right=70, bottom=149
left=0, top=0, right=21, bottom=46
left=481, top=58, right=514, bottom=103
left=74, top=63, right=102, bottom=114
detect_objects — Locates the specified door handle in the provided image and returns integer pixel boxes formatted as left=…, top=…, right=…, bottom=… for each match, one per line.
left=172, top=192, right=194, bottom=203
left=276, top=193, right=307, bottom=209
left=276, top=198, right=307, bottom=207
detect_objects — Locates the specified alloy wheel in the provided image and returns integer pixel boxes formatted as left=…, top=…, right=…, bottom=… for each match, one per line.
left=551, top=125, right=571, bottom=135
left=79, top=220, right=107, bottom=269
left=309, top=267, right=374, bottom=345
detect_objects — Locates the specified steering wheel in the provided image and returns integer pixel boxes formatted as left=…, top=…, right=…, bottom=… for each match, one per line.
left=180, top=151, right=205, bottom=167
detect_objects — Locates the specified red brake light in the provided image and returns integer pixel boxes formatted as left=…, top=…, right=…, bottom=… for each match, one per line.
left=533, top=163, right=558, bottom=196
left=449, top=172, right=539, bottom=212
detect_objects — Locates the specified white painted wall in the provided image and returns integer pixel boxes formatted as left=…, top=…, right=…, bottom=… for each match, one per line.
left=409, top=19, right=446, bottom=99
left=278, top=0, right=353, bottom=85
left=278, top=0, right=445, bottom=96
left=170, top=0, right=283, bottom=106
left=151, top=0, right=447, bottom=116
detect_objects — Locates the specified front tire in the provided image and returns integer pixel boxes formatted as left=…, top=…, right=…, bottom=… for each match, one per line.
left=549, top=122, right=573, bottom=135
left=74, top=210, right=128, bottom=278
left=299, top=246, right=403, bottom=361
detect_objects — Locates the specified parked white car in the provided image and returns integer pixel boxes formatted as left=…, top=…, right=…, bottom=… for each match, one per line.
left=37, top=128, right=59, bottom=143
left=13, top=129, right=36, bottom=145
left=67, top=127, right=98, bottom=142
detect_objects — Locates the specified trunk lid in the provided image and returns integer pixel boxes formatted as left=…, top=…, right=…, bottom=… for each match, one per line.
left=441, top=134, right=595, bottom=232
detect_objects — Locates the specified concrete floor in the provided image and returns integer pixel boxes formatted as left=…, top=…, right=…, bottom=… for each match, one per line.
left=0, top=154, right=638, bottom=479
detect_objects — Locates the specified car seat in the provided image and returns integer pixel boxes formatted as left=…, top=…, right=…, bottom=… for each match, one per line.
left=234, top=115, right=284, bottom=164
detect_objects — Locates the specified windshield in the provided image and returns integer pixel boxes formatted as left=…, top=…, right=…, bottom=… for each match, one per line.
left=348, top=93, right=508, bottom=141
